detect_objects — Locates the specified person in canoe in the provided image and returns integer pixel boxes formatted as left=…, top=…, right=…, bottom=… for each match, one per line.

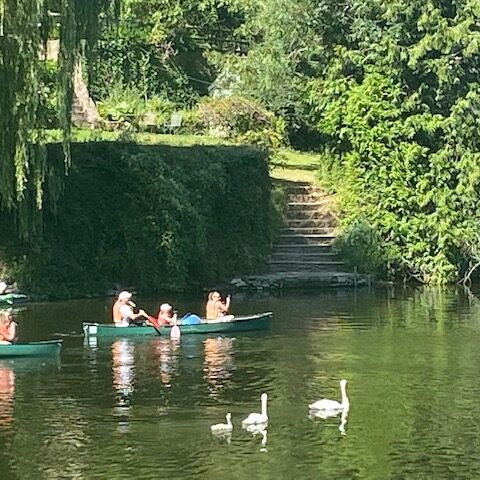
left=0, top=310, right=17, bottom=344
left=157, top=303, right=178, bottom=326
left=112, top=291, right=148, bottom=327
left=206, top=291, right=233, bottom=322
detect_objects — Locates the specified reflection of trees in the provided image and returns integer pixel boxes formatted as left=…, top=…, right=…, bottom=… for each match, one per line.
left=0, top=366, right=15, bottom=431
left=3, top=361, right=92, bottom=479
left=203, top=337, right=234, bottom=398
left=256, top=286, right=480, bottom=478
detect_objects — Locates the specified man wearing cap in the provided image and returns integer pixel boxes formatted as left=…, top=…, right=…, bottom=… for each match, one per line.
left=113, top=291, right=147, bottom=327
left=157, top=303, right=178, bottom=326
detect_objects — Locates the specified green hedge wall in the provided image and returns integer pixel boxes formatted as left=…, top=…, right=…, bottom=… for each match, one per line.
left=0, top=142, right=273, bottom=298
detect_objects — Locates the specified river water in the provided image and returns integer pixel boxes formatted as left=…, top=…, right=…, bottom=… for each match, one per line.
left=1, top=286, right=480, bottom=479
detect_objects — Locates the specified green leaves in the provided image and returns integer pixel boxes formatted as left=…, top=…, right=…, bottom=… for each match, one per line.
left=0, top=0, right=117, bottom=236
left=306, top=1, right=480, bottom=284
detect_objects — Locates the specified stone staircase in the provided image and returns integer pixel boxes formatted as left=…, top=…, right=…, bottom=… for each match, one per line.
left=268, top=183, right=346, bottom=274
left=229, top=181, right=368, bottom=291
left=71, top=62, right=102, bottom=128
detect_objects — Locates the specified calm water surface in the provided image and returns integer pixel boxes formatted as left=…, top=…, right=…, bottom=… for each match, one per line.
left=1, top=287, right=480, bottom=479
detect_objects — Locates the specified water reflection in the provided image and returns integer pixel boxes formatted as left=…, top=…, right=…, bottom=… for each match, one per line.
left=153, top=338, right=180, bottom=386
left=309, top=407, right=349, bottom=436
left=6, top=287, right=480, bottom=479
left=241, top=424, right=268, bottom=451
left=0, top=364, right=15, bottom=431
left=257, top=428, right=268, bottom=452
left=212, top=430, right=232, bottom=445
left=203, top=337, right=234, bottom=397
left=111, top=339, right=135, bottom=431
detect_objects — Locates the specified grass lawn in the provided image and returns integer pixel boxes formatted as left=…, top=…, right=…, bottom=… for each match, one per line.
left=46, top=128, right=231, bottom=146
left=270, top=149, right=321, bottom=184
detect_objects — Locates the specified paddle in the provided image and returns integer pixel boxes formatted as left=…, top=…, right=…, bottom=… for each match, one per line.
left=145, top=314, right=162, bottom=335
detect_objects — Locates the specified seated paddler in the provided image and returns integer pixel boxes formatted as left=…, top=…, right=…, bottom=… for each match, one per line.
left=112, top=291, right=147, bottom=327
left=206, top=291, right=233, bottom=322
left=0, top=310, right=17, bottom=344
left=157, top=303, right=178, bottom=326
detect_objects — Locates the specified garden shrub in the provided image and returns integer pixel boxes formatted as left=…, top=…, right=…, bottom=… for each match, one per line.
left=333, top=218, right=386, bottom=277
left=196, top=96, right=286, bottom=149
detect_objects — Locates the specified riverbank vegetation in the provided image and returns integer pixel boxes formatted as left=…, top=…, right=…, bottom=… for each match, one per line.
left=0, top=141, right=274, bottom=298
left=1, top=0, right=480, bottom=288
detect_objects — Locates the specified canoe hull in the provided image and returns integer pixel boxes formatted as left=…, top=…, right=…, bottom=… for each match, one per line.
left=0, top=293, right=29, bottom=306
left=83, top=312, right=272, bottom=337
left=0, top=340, right=62, bottom=357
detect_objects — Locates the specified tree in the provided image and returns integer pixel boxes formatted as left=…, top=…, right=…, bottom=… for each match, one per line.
left=88, top=0, right=245, bottom=102
left=0, top=0, right=118, bottom=235
left=307, top=0, right=480, bottom=283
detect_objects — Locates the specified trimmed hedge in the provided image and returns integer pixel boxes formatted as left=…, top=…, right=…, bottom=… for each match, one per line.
left=0, top=141, right=274, bottom=298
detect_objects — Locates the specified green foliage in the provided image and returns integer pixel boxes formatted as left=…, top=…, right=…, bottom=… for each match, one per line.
left=97, top=84, right=184, bottom=131
left=37, top=60, right=59, bottom=129
left=0, top=141, right=273, bottom=297
left=88, top=0, right=245, bottom=103
left=196, top=96, right=286, bottom=149
left=308, top=1, right=480, bottom=284
left=0, top=0, right=118, bottom=236
left=270, top=182, right=288, bottom=236
left=333, top=218, right=386, bottom=276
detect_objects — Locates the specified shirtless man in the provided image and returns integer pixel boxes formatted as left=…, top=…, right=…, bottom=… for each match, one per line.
left=112, top=291, right=147, bottom=327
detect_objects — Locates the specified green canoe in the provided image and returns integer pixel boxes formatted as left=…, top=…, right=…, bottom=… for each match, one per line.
left=0, top=293, right=29, bottom=306
left=83, top=312, right=272, bottom=337
left=0, top=340, right=62, bottom=357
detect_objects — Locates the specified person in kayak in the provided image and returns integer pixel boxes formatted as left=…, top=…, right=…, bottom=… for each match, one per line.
left=206, top=291, right=232, bottom=321
left=0, top=310, right=17, bottom=344
left=112, top=291, right=147, bottom=327
left=157, top=303, right=178, bottom=326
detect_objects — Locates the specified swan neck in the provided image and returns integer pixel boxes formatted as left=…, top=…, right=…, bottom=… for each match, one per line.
left=340, top=383, right=349, bottom=407
left=261, top=396, right=268, bottom=417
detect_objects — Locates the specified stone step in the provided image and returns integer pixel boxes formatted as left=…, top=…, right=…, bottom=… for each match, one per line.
left=285, top=218, right=336, bottom=229
left=282, top=218, right=337, bottom=233
left=278, top=234, right=336, bottom=245
left=281, top=226, right=336, bottom=235
left=285, top=209, right=337, bottom=221
left=275, top=244, right=334, bottom=254
left=287, top=193, right=328, bottom=203
left=288, top=202, right=323, bottom=210
left=270, top=252, right=339, bottom=262
left=268, top=260, right=347, bottom=273
left=285, top=184, right=319, bottom=194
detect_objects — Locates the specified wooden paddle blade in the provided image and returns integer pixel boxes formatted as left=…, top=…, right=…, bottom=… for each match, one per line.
left=146, top=314, right=162, bottom=334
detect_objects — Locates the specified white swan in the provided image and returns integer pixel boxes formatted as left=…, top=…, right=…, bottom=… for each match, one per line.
left=211, top=412, right=233, bottom=433
left=309, top=379, right=349, bottom=412
left=242, top=393, right=268, bottom=426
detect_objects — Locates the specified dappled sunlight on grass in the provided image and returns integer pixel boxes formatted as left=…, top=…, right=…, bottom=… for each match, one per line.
left=271, top=149, right=321, bottom=183
left=45, top=129, right=232, bottom=147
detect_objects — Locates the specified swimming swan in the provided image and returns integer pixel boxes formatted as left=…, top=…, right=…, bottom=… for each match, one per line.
left=242, top=393, right=268, bottom=426
left=211, top=412, right=233, bottom=433
left=309, top=379, right=349, bottom=412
